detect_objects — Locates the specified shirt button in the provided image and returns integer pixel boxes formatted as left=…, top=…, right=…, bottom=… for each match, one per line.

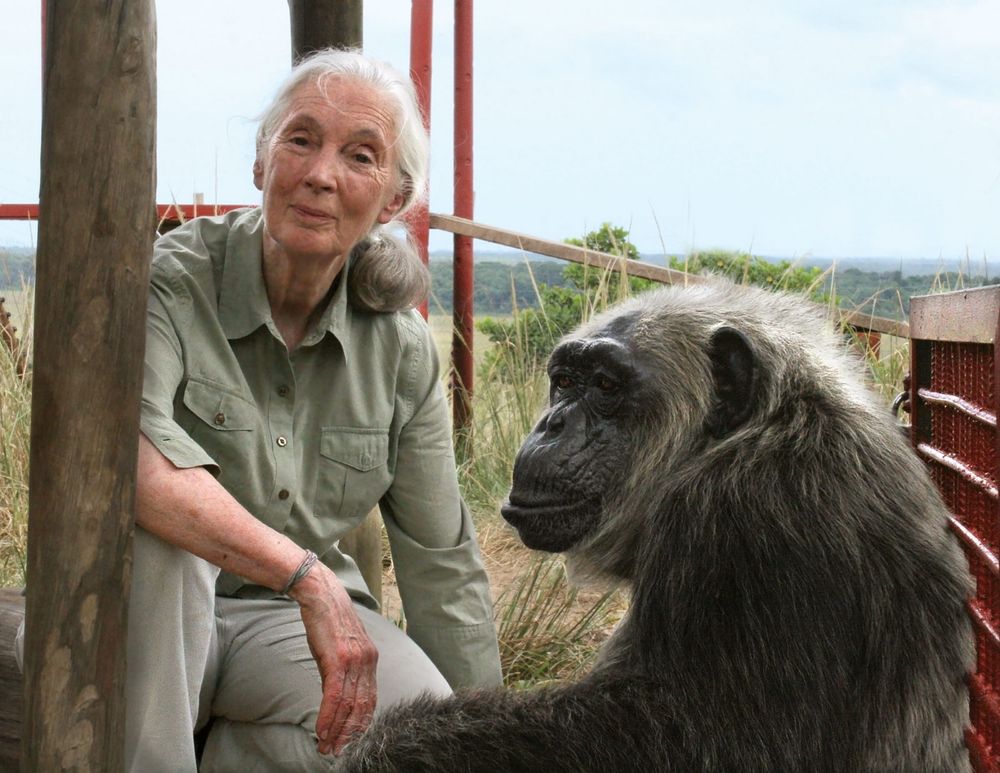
left=278, top=489, right=290, bottom=500
left=213, top=412, right=225, bottom=426
left=276, top=436, right=287, bottom=447
left=277, top=385, right=289, bottom=397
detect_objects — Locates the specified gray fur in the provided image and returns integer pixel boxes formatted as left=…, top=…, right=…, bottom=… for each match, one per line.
left=339, top=282, right=974, bottom=772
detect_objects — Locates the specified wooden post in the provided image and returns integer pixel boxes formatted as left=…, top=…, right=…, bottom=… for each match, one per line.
left=288, top=0, right=363, bottom=60
left=0, top=589, right=24, bottom=769
left=283, top=0, right=383, bottom=604
left=22, top=1, right=156, bottom=769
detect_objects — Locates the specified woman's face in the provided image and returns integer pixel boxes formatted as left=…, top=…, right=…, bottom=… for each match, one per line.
left=254, top=77, right=405, bottom=267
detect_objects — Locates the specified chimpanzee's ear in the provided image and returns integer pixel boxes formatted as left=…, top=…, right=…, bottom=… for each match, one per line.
left=704, top=326, right=758, bottom=438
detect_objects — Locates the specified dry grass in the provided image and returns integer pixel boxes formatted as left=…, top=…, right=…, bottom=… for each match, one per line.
left=0, top=287, right=31, bottom=586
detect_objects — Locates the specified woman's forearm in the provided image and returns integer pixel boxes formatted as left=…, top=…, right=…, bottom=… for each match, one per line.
left=135, top=433, right=306, bottom=592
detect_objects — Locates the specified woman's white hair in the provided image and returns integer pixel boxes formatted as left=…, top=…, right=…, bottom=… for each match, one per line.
left=256, top=47, right=431, bottom=312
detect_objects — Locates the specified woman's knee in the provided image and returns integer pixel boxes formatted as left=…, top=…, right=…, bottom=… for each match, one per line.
left=353, top=604, right=452, bottom=708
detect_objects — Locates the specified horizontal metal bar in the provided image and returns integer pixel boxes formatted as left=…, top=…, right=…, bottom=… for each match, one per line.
left=0, top=204, right=40, bottom=220
left=948, top=515, right=1000, bottom=578
left=968, top=598, right=1000, bottom=651
left=918, top=389, right=998, bottom=428
left=920, top=443, right=999, bottom=500
left=0, top=203, right=250, bottom=222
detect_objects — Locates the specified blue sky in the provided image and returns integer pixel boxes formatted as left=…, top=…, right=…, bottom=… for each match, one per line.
left=1, top=0, right=997, bottom=261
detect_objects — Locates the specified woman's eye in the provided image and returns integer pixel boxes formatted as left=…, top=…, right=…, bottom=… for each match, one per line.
left=290, top=136, right=310, bottom=147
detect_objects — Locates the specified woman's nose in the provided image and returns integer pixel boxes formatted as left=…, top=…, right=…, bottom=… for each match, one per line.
left=303, top=150, right=340, bottom=192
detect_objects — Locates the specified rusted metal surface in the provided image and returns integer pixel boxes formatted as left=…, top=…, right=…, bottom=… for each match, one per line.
left=408, top=0, right=433, bottom=320
left=919, top=388, right=998, bottom=428
left=921, top=444, right=1000, bottom=499
left=451, top=0, right=475, bottom=436
left=910, top=287, right=1000, bottom=769
left=949, top=516, right=1000, bottom=578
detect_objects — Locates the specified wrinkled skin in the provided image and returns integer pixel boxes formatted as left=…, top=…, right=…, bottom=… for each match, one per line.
left=501, top=336, right=645, bottom=552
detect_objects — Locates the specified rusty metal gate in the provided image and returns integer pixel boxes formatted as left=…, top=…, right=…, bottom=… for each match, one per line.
left=910, top=286, right=1000, bottom=771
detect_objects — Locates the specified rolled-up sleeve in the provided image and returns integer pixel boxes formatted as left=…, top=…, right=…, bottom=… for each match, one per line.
left=139, top=272, right=219, bottom=474
left=380, top=318, right=502, bottom=690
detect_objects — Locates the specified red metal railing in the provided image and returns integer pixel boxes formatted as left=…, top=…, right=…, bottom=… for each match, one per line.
left=0, top=203, right=247, bottom=228
left=910, top=286, right=1000, bottom=772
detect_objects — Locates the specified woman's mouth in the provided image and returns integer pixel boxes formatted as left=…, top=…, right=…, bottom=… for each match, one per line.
left=293, top=204, right=334, bottom=221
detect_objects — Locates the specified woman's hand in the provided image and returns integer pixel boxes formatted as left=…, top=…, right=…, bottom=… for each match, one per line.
left=136, top=437, right=380, bottom=754
left=289, top=562, right=379, bottom=755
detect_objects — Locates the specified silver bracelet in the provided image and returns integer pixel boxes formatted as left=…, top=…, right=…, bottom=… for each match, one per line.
left=281, top=549, right=318, bottom=595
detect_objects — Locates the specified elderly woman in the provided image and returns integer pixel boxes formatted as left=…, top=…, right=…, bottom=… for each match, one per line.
left=127, top=49, right=501, bottom=770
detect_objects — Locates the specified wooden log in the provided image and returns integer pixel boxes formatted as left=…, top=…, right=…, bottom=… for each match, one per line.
left=0, top=588, right=24, bottom=770
left=23, top=2, right=156, bottom=769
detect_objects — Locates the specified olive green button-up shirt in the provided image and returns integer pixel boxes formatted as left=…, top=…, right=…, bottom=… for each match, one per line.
left=140, top=207, right=501, bottom=689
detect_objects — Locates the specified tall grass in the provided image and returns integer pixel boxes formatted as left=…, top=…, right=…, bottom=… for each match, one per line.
left=496, top=555, right=621, bottom=687
left=0, top=288, right=31, bottom=587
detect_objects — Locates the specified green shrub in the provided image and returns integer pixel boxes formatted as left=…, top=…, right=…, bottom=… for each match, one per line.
left=477, top=223, right=646, bottom=380
left=670, top=248, right=829, bottom=300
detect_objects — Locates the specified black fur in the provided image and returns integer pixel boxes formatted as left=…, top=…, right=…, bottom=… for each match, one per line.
left=339, top=283, right=973, bottom=772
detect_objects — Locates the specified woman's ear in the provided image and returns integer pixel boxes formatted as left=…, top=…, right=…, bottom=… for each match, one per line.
left=252, top=158, right=264, bottom=191
left=376, top=192, right=406, bottom=224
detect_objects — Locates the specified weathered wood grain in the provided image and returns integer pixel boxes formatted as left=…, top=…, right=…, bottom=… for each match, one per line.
left=0, top=588, right=24, bottom=770
left=23, top=1, right=156, bottom=768
left=288, top=0, right=363, bottom=61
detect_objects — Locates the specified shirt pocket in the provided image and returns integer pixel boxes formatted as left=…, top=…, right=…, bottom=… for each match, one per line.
left=318, top=427, right=392, bottom=525
left=180, top=378, right=258, bottom=478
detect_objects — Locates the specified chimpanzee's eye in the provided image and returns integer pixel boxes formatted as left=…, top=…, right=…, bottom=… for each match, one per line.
left=595, top=375, right=618, bottom=394
left=555, top=374, right=574, bottom=390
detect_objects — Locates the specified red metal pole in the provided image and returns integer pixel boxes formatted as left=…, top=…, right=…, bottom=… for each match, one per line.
left=452, top=0, right=474, bottom=437
left=409, top=0, right=433, bottom=320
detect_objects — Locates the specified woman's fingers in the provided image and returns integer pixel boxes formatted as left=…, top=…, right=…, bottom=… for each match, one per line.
left=294, top=567, right=379, bottom=755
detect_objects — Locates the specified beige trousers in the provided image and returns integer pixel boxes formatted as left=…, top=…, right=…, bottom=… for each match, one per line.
left=126, top=527, right=452, bottom=772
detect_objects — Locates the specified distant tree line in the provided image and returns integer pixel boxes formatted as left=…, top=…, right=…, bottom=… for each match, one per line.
left=430, top=252, right=998, bottom=321
left=0, top=249, right=34, bottom=286
left=816, top=267, right=998, bottom=320
left=427, top=260, right=569, bottom=315
left=2, top=244, right=996, bottom=322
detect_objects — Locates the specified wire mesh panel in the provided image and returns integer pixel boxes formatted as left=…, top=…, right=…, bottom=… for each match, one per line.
left=910, top=287, right=1000, bottom=772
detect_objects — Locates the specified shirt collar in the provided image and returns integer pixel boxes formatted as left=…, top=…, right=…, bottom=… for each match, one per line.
left=217, top=207, right=352, bottom=355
